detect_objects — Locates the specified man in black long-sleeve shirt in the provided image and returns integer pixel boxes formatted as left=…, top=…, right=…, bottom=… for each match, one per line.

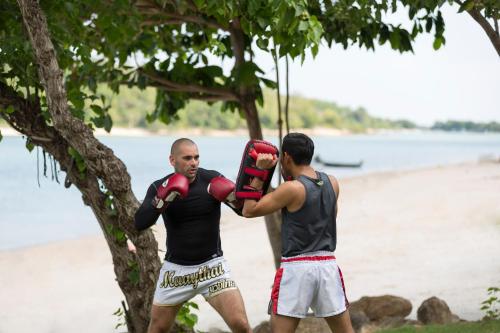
left=135, top=138, right=251, bottom=333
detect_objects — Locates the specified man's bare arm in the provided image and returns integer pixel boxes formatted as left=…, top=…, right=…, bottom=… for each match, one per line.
left=328, top=175, right=340, bottom=218
left=242, top=180, right=298, bottom=218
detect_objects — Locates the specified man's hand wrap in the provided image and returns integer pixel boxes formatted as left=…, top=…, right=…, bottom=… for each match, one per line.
left=152, top=173, right=189, bottom=211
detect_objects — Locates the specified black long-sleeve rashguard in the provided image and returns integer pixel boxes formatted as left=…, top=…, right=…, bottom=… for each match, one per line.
left=135, top=168, right=224, bottom=265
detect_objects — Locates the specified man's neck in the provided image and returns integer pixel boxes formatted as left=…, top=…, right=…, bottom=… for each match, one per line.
left=291, top=165, right=316, bottom=179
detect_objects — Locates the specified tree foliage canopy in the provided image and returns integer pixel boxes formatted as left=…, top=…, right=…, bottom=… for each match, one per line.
left=1, top=0, right=459, bottom=137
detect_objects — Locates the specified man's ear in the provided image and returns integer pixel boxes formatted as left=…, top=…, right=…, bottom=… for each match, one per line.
left=282, top=152, right=291, bottom=165
left=169, top=155, right=175, bottom=167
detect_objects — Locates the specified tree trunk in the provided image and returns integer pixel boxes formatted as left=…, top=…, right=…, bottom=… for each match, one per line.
left=229, top=18, right=283, bottom=269
left=243, top=98, right=283, bottom=269
left=14, top=1, right=160, bottom=331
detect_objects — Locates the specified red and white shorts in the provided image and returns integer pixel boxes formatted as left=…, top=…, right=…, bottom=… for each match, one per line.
left=269, top=251, right=349, bottom=318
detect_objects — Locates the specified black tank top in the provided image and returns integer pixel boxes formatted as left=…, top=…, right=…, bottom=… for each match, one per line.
left=281, top=171, right=337, bottom=257
left=135, top=168, right=223, bottom=265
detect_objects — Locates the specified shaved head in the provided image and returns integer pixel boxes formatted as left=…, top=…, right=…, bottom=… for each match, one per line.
left=171, top=138, right=196, bottom=156
left=169, top=138, right=199, bottom=181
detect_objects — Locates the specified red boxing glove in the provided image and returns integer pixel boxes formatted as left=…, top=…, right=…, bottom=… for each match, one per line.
left=153, top=173, right=189, bottom=211
left=208, top=176, right=243, bottom=210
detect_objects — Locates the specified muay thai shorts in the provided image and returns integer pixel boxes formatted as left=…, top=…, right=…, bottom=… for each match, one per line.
left=269, top=251, right=349, bottom=318
left=153, top=256, right=237, bottom=306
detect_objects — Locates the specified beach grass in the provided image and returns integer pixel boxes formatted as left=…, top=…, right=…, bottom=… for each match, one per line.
left=377, top=319, right=500, bottom=333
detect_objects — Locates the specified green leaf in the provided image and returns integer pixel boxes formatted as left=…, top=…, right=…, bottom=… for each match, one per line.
left=256, top=17, right=267, bottom=29
left=69, top=106, right=85, bottom=120
left=185, top=315, right=196, bottom=327
left=203, top=65, right=223, bottom=78
left=114, top=230, right=126, bottom=243
left=311, top=44, right=319, bottom=58
left=67, top=89, right=85, bottom=110
left=25, top=138, right=35, bottom=152
left=256, top=38, right=269, bottom=50
left=68, top=147, right=87, bottom=175
left=90, top=104, right=103, bottom=115
left=145, top=113, right=156, bottom=123
left=411, top=23, right=419, bottom=38
left=201, top=54, right=208, bottom=65
left=379, top=26, right=390, bottom=45
left=433, top=36, right=443, bottom=50
left=88, top=76, right=97, bottom=92
left=103, top=115, right=113, bottom=132
left=137, top=74, right=147, bottom=90
left=425, top=18, right=433, bottom=33
left=0, top=130, right=3, bottom=143
left=458, top=0, right=475, bottom=13
left=298, top=20, right=309, bottom=32
left=175, top=301, right=199, bottom=328
left=105, top=224, right=114, bottom=236
left=389, top=30, right=401, bottom=49
left=409, top=6, right=417, bottom=20
left=308, top=16, right=323, bottom=42
left=127, top=268, right=140, bottom=285
left=92, top=116, right=104, bottom=128
left=187, top=301, right=199, bottom=310
left=5, top=105, right=16, bottom=114
left=261, top=78, right=277, bottom=89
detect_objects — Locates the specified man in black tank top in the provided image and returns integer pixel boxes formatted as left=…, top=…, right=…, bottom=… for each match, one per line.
left=135, top=138, right=251, bottom=333
left=242, top=133, right=354, bottom=333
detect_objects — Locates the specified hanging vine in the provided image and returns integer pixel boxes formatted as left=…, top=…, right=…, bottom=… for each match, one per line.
left=285, top=55, right=290, bottom=135
left=272, top=47, right=283, bottom=185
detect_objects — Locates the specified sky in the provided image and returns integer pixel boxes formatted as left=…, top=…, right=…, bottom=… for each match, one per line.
left=251, top=5, right=500, bottom=126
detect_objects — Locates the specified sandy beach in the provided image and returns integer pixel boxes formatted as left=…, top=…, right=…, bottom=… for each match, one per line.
left=1, top=161, right=499, bottom=332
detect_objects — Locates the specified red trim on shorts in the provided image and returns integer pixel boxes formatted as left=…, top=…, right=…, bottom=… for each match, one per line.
left=271, top=268, right=284, bottom=314
left=280, top=255, right=336, bottom=263
left=337, top=266, right=349, bottom=307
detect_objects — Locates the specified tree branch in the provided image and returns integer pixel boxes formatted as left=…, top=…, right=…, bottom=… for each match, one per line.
left=17, top=0, right=137, bottom=197
left=468, top=8, right=500, bottom=56
left=136, top=0, right=226, bottom=30
left=143, top=12, right=225, bottom=30
left=455, top=0, right=500, bottom=56
left=190, top=94, right=235, bottom=102
left=140, top=69, right=239, bottom=101
left=150, top=83, right=238, bottom=102
left=227, top=17, right=263, bottom=138
left=229, top=18, right=245, bottom=67
left=140, top=19, right=183, bottom=27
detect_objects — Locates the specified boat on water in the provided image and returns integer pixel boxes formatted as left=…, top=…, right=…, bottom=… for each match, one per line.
left=314, top=155, right=363, bottom=168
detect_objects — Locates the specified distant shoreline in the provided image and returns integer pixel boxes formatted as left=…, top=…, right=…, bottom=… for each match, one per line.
left=1, top=125, right=430, bottom=138
left=4, top=125, right=498, bottom=141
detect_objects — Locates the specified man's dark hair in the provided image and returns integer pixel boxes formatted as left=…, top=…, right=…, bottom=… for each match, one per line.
left=282, top=133, right=314, bottom=165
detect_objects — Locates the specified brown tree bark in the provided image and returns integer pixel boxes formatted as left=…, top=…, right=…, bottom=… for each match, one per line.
left=14, top=1, right=160, bottom=331
left=229, top=17, right=283, bottom=268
